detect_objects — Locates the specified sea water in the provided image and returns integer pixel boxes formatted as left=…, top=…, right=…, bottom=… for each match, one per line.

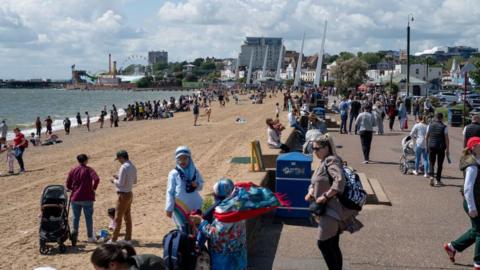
left=0, top=88, right=188, bottom=140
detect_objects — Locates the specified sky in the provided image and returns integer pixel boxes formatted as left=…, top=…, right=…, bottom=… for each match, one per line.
left=0, top=0, right=479, bottom=79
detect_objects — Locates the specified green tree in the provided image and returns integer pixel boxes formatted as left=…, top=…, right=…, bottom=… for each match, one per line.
left=359, top=52, right=382, bottom=65
left=184, top=73, right=198, bottom=82
left=207, top=71, right=220, bottom=81
left=331, top=58, right=368, bottom=96
left=193, top=58, right=204, bottom=67
left=200, top=61, right=216, bottom=71
left=136, top=76, right=153, bottom=88
left=338, top=51, right=355, bottom=61
left=153, top=62, right=168, bottom=71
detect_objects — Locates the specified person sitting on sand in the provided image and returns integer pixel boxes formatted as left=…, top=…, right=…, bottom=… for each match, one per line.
left=266, top=118, right=290, bottom=153
left=42, top=131, right=62, bottom=146
left=165, top=146, right=204, bottom=232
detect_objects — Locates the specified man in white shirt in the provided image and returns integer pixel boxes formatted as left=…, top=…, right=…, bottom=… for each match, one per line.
left=110, top=150, right=137, bottom=243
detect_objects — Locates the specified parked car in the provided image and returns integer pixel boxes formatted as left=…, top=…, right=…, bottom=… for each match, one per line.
left=434, top=92, right=460, bottom=104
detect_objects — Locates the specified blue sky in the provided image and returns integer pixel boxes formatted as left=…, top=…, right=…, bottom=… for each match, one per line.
left=0, top=0, right=479, bottom=79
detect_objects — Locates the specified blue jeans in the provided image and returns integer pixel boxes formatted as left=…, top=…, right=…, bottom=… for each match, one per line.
left=340, top=114, right=348, bottom=133
left=71, top=201, right=94, bottom=238
left=415, top=146, right=429, bottom=173
left=14, top=148, right=25, bottom=171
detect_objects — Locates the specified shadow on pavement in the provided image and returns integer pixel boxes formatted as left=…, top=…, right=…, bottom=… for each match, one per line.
left=369, top=160, right=400, bottom=165
left=248, top=213, right=284, bottom=269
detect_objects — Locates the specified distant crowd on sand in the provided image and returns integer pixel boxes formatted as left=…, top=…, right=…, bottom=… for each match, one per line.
left=0, top=89, right=239, bottom=176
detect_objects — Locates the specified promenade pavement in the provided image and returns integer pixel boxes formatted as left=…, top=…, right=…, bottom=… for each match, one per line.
left=250, top=115, right=472, bottom=270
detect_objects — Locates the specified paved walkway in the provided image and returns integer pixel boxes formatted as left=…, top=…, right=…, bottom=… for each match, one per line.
left=250, top=115, right=472, bottom=270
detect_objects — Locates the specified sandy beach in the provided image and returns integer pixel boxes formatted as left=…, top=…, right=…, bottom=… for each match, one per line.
left=0, top=94, right=280, bottom=270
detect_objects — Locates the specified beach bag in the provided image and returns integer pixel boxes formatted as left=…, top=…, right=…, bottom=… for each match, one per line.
left=213, top=182, right=290, bottom=223
left=163, top=229, right=197, bottom=270
left=325, top=164, right=367, bottom=211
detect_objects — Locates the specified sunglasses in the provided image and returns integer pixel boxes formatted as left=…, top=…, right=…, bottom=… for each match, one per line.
left=312, top=145, right=326, bottom=151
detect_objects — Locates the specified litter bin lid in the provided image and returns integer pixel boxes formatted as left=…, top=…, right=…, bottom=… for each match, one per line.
left=277, top=152, right=312, bottom=162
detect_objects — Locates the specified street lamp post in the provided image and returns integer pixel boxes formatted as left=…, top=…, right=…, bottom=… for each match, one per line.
left=406, top=14, right=414, bottom=97
left=425, top=56, right=430, bottom=98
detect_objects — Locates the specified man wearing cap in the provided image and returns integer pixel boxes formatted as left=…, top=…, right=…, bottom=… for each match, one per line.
left=66, top=154, right=100, bottom=243
left=0, top=119, right=7, bottom=149
left=110, top=150, right=137, bottom=243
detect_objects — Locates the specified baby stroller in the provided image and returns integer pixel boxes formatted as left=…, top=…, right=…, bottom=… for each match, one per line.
left=399, top=136, right=416, bottom=175
left=39, top=185, right=74, bottom=254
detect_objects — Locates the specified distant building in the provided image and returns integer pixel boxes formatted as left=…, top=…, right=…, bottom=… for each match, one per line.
left=148, top=51, right=168, bottom=65
left=238, top=37, right=284, bottom=71
left=415, top=46, right=479, bottom=61
left=284, top=50, right=300, bottom=70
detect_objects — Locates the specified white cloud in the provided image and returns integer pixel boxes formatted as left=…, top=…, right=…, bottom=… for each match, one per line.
left=0, top=0, right=479, bottom=79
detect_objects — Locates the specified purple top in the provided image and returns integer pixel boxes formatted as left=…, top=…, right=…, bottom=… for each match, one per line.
left=66, top=165, right=100, bottom=201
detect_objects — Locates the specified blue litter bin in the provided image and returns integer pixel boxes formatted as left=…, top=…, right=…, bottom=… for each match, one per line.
left=313, top=107, right=326, bottom=119
left=275, top=152, right=313, bottom=218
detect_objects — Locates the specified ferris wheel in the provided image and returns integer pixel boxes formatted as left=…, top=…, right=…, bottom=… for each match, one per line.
left=118, top=54, right=149, bottom=75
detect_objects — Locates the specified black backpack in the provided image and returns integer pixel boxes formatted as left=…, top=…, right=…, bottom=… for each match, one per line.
left=325, top=163, right=367, bottom=211
left=163, top=229, right=197, bottom=270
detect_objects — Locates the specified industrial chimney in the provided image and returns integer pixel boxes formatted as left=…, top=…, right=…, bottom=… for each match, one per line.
left=113, top=61, right=117, bottom=78
left=109, top=54, right=112, bottom=75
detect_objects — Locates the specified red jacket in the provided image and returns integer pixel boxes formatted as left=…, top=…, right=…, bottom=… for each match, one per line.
left=66, top=165, right=100, bottom=201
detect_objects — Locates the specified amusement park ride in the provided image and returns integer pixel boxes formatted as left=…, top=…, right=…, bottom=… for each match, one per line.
left=71, top=53, right=149, bottom=87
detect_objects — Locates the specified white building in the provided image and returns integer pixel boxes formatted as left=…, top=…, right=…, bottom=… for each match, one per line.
left=394, top=64, right=442, bottom=83
left=301, top=69, right=316, bottom=82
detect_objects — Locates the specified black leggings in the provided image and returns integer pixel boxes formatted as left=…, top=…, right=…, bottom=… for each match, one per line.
left=429, top=147, right=445, bottom=181
left=389, top=116, right=395, bottom=130
left=317, top=233, right=342, bottom=270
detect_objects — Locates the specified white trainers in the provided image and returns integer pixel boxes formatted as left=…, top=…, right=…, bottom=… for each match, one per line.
left=412, top=170, right=419, bottom=176
left=87, top=237, right=97, bottom=243
left=424, top=173, right=428, bottom=178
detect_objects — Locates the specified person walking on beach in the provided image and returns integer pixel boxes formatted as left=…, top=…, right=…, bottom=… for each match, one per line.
left=110, top=110, right=114, bottom=128
left=355, top=104, right=376, bottom=163
left=193, top=101, right=200, bottom=126
left=113, top=110, right=119, bottom=128
left=85, top=112, right=90, bottom=132
left=426, top=112, right=450, bottom=187
left=64, top=117, right=71, bottom=135
left=205, top=105, right=211, bottom=122
left=165, top=146, right=204, bottom=231
left=66, top=154, right=100, bottom=243
left=304, top=134, right=362, bottom=270
left=76, top=112, right=82, bottom=128
left=0, top=119, right=7, bottom=149
left=12, top=128, right=27, bottom=173
left=464, top=115, right=480, bottom=147
left=35, top=117, right=42, bottom=137
left=44, top=116, right=53, bottom=135
left=444, top=137, right=480, bottom=269
left=110, top=150, right=137, bottom=243
left=99, top=109, right=106, bottom=129
left=410, top=115, right=429, bottom=177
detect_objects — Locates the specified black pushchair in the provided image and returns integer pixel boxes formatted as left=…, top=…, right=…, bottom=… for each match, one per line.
left=39, top=185, right=75, bottom=254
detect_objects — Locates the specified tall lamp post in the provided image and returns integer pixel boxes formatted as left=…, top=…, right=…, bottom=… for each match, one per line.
left=406, top=14, right=414, bottom=97
left=464, top=72, right=469, bottom=126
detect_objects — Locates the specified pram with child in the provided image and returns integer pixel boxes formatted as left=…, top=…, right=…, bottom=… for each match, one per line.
left=38, top=185, right=75, bottom=254
left=399, top=135, right=417, bottom=175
